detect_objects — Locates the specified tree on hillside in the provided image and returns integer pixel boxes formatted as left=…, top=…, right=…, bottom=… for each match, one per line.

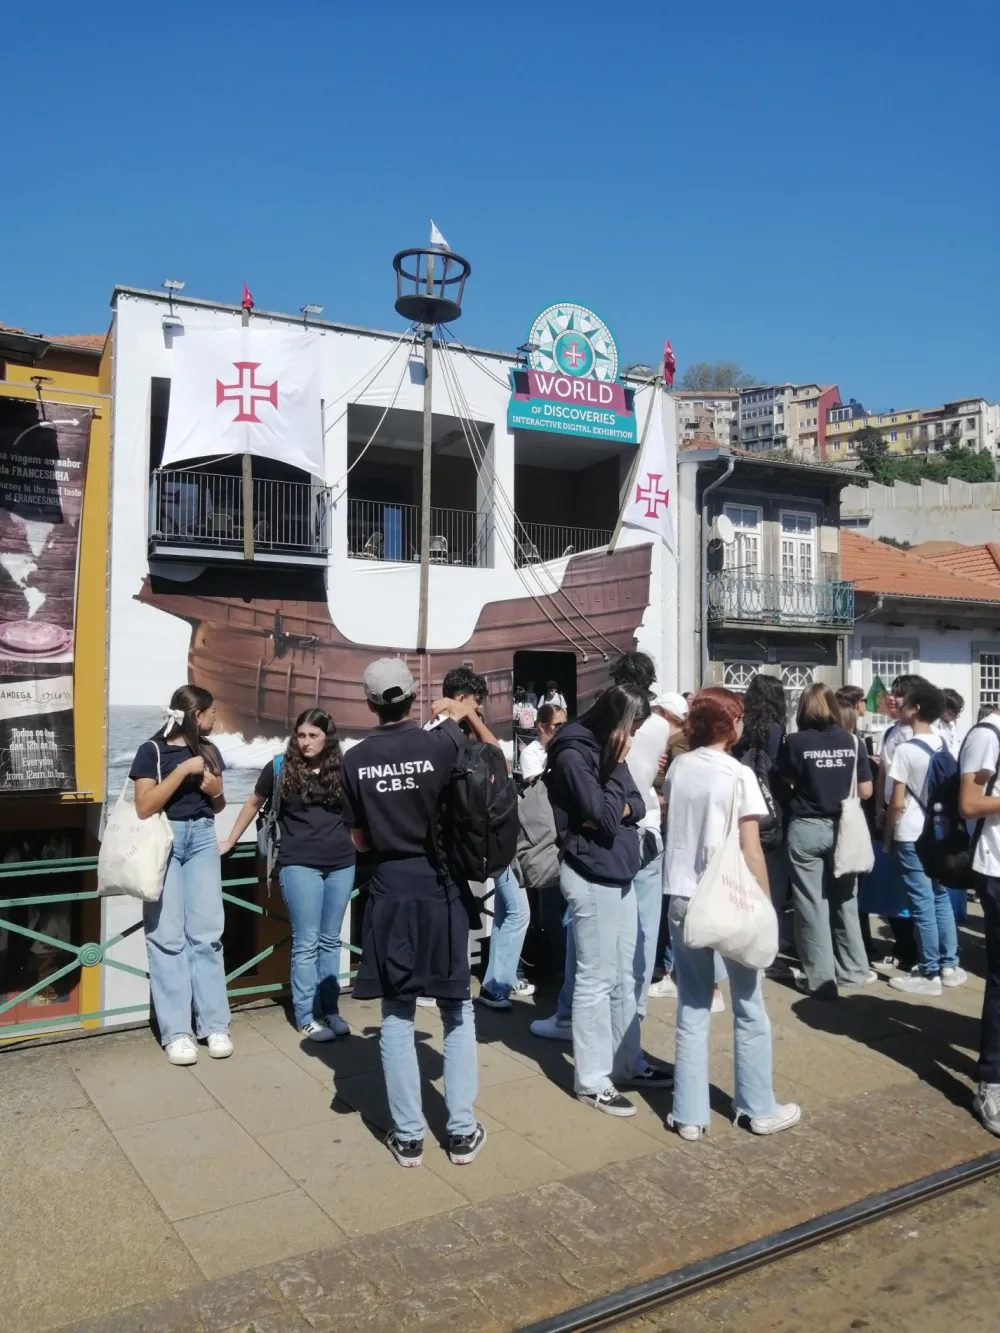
left=854, top=425, right=996, bottom=487
left=855, top=426, right=892, bottom=485
left=679, top=361, right=758, bottom=391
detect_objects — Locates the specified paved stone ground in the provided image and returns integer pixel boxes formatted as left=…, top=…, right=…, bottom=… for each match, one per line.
left=1, top=908, right=994, bottom=1333
left=623, top=1168, right=1000, bottom=1331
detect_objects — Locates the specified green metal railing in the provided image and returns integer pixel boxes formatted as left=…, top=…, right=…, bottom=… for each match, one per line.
left=0, top=845, right=361, bottom=1042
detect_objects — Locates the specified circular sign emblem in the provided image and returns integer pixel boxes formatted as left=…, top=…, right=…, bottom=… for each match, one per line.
left=526, top=304, right=620, bottom=383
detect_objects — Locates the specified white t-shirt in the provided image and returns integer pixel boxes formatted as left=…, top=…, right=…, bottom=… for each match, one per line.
left=961, top=720, right=1000, bottom=878
left=662, top=748, right=768, bottom=899
left=519, top=739, right=547, bottom=780
left=888, top=732, right=944, bottom=843
left=543, top=692, right=567, bottom=710
left=625, top=713, right=670, bottom=833
left=936, top=718, right=959, bottom=756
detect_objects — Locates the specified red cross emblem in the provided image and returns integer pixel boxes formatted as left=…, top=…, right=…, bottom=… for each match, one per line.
left=563, top=341, right=585, bottom=368
left=216, top=362, right=279, bottom=423
left=635, top=473, right=669, bottom=519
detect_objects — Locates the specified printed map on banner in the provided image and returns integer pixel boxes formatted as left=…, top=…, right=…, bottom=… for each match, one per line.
left=0, top=400, right=92, bottom=791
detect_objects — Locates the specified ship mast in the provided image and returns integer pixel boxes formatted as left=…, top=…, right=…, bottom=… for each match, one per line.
left=392, top=242, right=472, bottom=664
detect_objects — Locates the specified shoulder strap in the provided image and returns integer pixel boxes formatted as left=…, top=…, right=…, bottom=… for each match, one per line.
left=150, top=738, right=162, bottom=784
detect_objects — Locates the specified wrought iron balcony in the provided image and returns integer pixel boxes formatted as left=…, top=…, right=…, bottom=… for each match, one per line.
left=149, top=469, right=330, bottom=565
left=707, top=570, right=854, bottom=627
left=348, top=498, right=490, bottom=568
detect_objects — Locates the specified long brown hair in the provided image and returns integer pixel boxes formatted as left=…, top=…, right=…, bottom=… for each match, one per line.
left=163, top=684, right=220, bottom=774
left=797, top=682, right=842, bottom=731
left=282, top=708, right=342, bottom=806
left=574, top=683, right=651, bottom=782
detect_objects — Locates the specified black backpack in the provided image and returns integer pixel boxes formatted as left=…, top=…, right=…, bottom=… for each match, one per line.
left=910, top=724, right=1000, bottom=889
left=740, top=746, right=784, bottom=852
left=439, top=736, right=519, bottom=883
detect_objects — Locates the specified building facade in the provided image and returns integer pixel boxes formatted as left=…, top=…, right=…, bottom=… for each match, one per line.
left=841, top=477, right=1000, bottom=544
left=739, top=382, right=840, bottom=459
left=826, top=397, right=1000, bottom=461
left=669, top=390, right=739, bottom=448
left=676, top=448, right=854, bottom=716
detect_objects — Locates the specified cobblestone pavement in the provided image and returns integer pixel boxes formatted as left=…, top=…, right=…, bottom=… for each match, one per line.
left=2, top=910, right=993, bottom=1332
left=623, top=1170, right=1000, bottom=1332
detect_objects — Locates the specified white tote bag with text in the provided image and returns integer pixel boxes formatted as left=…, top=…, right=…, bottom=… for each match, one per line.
left=98, top=742, right=174, bottom=902
left=683, top=781, right=778, bottom=970
left=833, top=736, right=875, bottom=878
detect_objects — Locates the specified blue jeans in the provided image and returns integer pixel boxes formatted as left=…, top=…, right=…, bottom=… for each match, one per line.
left=380, top=998, right=478, bottom=1139
left=143, top=818, right=230, bottom=1045
left=893, top=841, right=959, bottom=977
left=279, top=864, right=355, bottom=1028
left=560, top=861, right=641, bottom=1095
left=482, top=866, right=530, bottom=999
left=632, top=835, right=664, bottom=1019
left=668, top=896, right=779, bottom=1127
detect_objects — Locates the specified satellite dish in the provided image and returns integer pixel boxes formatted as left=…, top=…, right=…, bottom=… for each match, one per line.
left=713, top=514, right=736, bottom=545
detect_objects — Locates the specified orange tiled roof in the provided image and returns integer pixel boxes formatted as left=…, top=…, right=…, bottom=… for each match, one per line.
left=918, top=543, right=1000, bottom=588
left=0, top=320, right=105, bottom=352
left=841, top=531, right=1000, bottom=603
left=46, top=332, right=105, bottom=352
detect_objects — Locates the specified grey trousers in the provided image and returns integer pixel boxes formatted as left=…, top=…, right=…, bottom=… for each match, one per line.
left=787, top=816, right=870, bottom=992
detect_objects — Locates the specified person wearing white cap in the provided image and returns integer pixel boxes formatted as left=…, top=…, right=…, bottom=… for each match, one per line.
left=340, top=658, right=489, bottom=1169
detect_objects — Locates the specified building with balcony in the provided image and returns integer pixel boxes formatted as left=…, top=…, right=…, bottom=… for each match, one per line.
left=669, top=390, right=739, bottom=448
left=826, top=397, right=1000, bottom=462
left=675, top=447, right=856, bottom=714
left=738, top=382, right=840, bottom=459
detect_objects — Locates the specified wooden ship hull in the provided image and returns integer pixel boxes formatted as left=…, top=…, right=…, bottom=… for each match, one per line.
left=137, top=545, right=653, bottom=738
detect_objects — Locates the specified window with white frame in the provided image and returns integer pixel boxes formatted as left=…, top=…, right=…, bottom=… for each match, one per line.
left=980, top=653, right=1000, bottom=709
left=723, top=661, right=757, bottom=693
left=780, top=510, right=815, bottom=583
left=723, top=503, right=762, bottom=574
left=781, top=664, right=813, bottom=724
left=869, top=647, right=912, bottom=722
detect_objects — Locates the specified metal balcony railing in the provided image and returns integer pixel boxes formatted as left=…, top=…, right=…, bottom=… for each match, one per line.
left=150, top=470, right=330, bottom=556
left=515, top=521, right=611, bottom=566
left=707, top=570, right=855, bottom=626
left=347, top=498, right=490, bottom=567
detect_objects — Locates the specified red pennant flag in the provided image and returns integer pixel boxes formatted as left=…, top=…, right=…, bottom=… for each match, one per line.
left=241, top=281, right=254, bottom=311
left=663, top=338, right=676, bottom=387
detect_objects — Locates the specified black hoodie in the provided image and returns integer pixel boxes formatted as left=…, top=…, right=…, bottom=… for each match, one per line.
left=544, top=721, right=645, bottom=885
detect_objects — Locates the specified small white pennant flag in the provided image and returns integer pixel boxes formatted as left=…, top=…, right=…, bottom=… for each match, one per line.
left=622, top=390, right=676, bottom=550
left=430, top=220, right=451, bottom=251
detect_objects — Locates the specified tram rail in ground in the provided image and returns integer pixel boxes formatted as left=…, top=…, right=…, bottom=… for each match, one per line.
left=516, top=1148, right=1000, bottom=1333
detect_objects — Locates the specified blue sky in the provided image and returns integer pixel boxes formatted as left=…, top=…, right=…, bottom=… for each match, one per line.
left=4, top=0, right=997, bottom=410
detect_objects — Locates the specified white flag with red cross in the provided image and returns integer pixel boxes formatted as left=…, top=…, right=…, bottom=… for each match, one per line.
left=621, top=389, right=676, bottom=550
left=161, top=329, right=323, bottom=476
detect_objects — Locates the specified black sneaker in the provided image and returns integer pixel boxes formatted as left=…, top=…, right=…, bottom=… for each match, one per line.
left=618, top=1063, right=674, bottom=1090
left=577, top=1087, right=636, bottom=1117
left=475, top=986, right=512, bottom=1011
left=385, top=1129, right=424, bottom=1167
left=447, top=1122, right=487, bottom=1165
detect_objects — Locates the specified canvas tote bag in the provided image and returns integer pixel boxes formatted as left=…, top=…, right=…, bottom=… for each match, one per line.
left=833, top=736, right=875, bottom=878
left=98, top=742, right=174, bottom=902
left=683, top=778, right=778, bottom=970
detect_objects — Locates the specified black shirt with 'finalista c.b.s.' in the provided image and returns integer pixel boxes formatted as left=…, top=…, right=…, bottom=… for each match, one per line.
left=777, top=724, right=872, bottom=820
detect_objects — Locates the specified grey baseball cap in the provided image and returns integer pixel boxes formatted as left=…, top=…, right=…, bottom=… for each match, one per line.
left=363, top=657, right=416, bottom=705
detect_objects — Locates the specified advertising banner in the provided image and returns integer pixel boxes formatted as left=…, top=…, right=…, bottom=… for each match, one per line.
left=507, top=302, right=638, bottom=443
left=0, top=400, right=92, bottom=792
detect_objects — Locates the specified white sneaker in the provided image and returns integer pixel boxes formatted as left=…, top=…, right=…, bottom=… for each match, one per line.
left=165, top=1036, right=198, bottom=1066
left=842, top=970, right=879, bottom=988
left=974, top=1083, right=1000, bottom=1135
left=206, top=1032, right=233, bottom=1058
left=301, top=1021, right=336, bottom=1043
left=415, top=996, right=438, bottom=1009
left=889, top=974, right=943, bottom=996
left=325, top=1013, right=350, bottom=1036
left=667, top=1114, right=705, bottom=1141
left=941, top=967, right=969, bottom=988
left=511, top=977, right=536, bottom=999
left=648, top=977, right=677, bottom=999
left=530, top=1013, right=573, bottom=1041
left=711, top=989, right=726, bottom=1013
left=749, top=1102, right=801, bottom=1136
